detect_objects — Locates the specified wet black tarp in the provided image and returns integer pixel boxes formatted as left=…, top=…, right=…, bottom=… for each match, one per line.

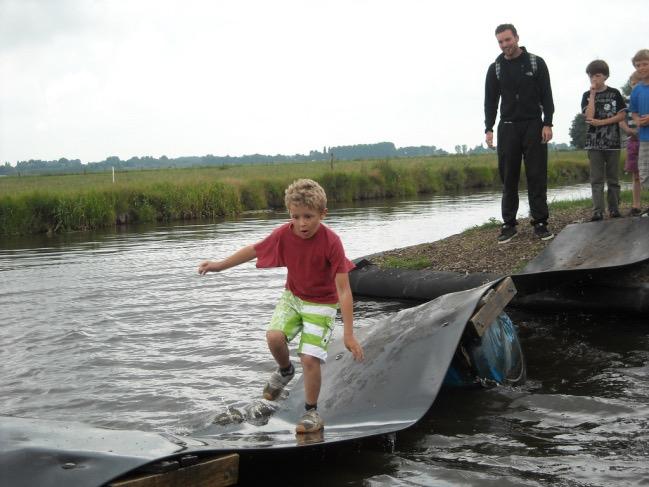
left=0, top=282, right=497, bottom=487
left=513, top=218, right=649, bottom=294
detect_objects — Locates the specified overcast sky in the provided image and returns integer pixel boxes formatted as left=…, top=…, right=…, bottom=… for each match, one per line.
left=0, top=0, right=646, bottom=164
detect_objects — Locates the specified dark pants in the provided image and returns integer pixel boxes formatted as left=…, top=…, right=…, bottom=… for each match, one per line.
left=497, top=119, right=549, bottom=227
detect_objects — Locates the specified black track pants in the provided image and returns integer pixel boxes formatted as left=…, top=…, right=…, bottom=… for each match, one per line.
left=497, top=119, right=549, bottom=226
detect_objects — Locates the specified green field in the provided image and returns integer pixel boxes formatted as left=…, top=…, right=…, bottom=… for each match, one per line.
left=0, top=152, right=592, bottom=236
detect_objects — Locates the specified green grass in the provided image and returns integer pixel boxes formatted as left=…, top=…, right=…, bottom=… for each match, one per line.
left=380, top=255, right=432, bottom=270
left=0, top=151, right=593, bottom=236
left=467, top=217, right=503, bottom=233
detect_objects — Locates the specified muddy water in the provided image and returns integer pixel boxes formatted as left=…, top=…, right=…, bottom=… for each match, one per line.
left=2, top=183, right=648, bottom=486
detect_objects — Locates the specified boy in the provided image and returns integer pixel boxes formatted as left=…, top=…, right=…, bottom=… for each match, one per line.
left=620, top=72, right=641, bottom=216
left=198, top=178, right=364, bottom=434
left=629, top=49, right=649, bottom=216
left=581, top=59, right=627, bottom=221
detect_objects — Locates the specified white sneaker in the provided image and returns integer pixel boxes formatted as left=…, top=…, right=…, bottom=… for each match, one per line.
left=262, top=364, right=294, bottom=401
left=295, top=409, right=324, bottom=434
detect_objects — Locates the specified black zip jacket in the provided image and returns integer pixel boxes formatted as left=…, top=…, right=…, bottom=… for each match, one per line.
left=484, top=46, right=554, bottom=133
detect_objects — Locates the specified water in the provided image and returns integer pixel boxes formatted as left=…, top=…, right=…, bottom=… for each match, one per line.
left=2, top=183, right=648, bottom=486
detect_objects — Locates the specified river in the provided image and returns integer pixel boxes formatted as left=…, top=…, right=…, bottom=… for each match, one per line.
left=1, top=183, right=648, bottom=486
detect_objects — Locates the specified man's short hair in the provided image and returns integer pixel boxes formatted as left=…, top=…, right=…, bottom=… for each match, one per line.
left=632, top=49, right=649, bottom=65
left=495, top=24, right=517, bottom=37
left=586, top=60, right=609, bottom=77
left=284, top=179, right=327, bottom=212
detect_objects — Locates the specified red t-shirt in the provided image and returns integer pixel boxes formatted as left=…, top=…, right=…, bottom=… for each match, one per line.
left=253, top=222, right=355, bottom=304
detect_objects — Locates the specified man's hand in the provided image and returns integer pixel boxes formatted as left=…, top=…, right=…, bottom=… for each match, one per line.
left=344, top=335, right=364, bottom=362
left=638, top=115, right=649, bottom=127
left=541, top=126, right=553, bottom=144
left=485, top=131, right=494, bottom=148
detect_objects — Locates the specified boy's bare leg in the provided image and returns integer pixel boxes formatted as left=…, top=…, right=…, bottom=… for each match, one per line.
left=300, top=354, right=321, bottom=405
left=266, top=330, right=290, bottom=368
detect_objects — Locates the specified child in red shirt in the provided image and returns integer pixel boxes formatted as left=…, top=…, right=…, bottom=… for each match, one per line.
left=198, top=179, right=364, bottom=433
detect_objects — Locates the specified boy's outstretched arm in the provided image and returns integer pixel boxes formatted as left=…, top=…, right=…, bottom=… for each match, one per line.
left=198, top=245, right=256, bottom=275
left=335, top=272, right=364, bottom=362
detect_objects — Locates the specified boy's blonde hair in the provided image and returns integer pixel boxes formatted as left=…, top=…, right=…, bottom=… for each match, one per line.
left=632, top=49, right=649, bottom=65
left=284, top=179, right=327, bottom=212
left=630, top=71, right=641, bottom=85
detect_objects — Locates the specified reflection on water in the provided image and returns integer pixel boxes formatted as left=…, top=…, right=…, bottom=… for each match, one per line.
left=1, top=183, right=648, bottom=486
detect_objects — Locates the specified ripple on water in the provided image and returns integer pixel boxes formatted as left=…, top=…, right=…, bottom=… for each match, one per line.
left=1, top=186, right=647, bottom=486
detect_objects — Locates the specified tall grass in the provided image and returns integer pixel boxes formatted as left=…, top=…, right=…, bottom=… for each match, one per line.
left=0, top=152, right=592, bottom=236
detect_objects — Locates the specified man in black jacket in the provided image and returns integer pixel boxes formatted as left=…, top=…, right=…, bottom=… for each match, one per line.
left=484, top=24, right=555, bottom=243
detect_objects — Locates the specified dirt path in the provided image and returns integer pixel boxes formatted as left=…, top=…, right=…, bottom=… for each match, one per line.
left=372, top=205, right=649, bottom=280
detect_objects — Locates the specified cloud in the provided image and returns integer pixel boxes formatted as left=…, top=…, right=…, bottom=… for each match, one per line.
left=0, top=0, right=646, bottom=163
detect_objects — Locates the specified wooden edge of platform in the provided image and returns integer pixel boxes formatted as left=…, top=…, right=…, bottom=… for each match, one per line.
left=108, top=453, right=239, bottom=487
left=469, top=277, right=517, bottom=336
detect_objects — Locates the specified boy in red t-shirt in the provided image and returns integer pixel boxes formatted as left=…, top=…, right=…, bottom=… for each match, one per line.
left=198, top=178, right=364, bottom=434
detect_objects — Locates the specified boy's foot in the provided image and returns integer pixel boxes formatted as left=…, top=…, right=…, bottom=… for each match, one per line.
left=295, top=428, right=324, bottom=445
left=295, top=409, right=324, bottom=434
left=642, top=208, right=649, bottom=218
left=590, top=212, right=603, bottom=222
left=263, top=363, right=295, bottom=401
left=533, top=222, right=554, bottom=241
left=497, top=224, right=517, bottom=244
left=629, top=207, right=642, bottom=217
left=609, top=209, right=621, bottom=218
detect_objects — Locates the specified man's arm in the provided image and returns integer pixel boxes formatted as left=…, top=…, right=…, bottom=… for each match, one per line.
left=484, top=63, right=499, bottom=147
left=537, top=57, right=555, bottom=128
left=335, top=272, right=364, bottom=361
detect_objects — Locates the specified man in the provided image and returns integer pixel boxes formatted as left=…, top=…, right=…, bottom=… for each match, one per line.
left=484, top=24, right=555, bottom=243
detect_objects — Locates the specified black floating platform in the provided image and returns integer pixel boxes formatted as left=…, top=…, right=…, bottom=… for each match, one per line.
left=513, top=217, right=649, bottom=295
left=351, top=218, right=649, bottom=314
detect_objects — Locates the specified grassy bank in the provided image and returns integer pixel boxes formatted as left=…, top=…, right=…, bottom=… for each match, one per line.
left=0, top=152, right=591, bottom=236
left=374, top=192, right=649, bottom=275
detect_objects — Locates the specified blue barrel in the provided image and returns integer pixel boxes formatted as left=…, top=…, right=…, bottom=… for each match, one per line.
left=443, top=313, right=526, bottom=387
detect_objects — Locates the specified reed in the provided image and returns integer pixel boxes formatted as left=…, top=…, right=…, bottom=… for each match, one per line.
left=0, top=152, right=592, bottom=236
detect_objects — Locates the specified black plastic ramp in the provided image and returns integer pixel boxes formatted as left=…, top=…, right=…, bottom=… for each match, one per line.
left=195, top=281, right=496, bottom=449
left=513, top=218, right=649, bottom=294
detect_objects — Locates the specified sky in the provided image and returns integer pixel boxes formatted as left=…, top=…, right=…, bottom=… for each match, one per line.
left=0, top=0, right=646, bottom=164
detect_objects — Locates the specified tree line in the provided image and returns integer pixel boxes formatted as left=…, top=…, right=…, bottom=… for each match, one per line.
left=0, top=140, right=573, bottom=177
left=1, top=142, right=449, bottom=176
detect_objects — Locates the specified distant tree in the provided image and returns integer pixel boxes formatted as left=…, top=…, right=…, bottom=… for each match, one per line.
left=0, top=162, right=15, bottom=175
left=105, top=156, right=121, bottom=167
left=548, top=142, right=572, bottom=151
left=467, top=144, right=491, bottom=155
left=621, top=79, right=632, bottom=97
left=569, top=113, right=587, bottom=149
